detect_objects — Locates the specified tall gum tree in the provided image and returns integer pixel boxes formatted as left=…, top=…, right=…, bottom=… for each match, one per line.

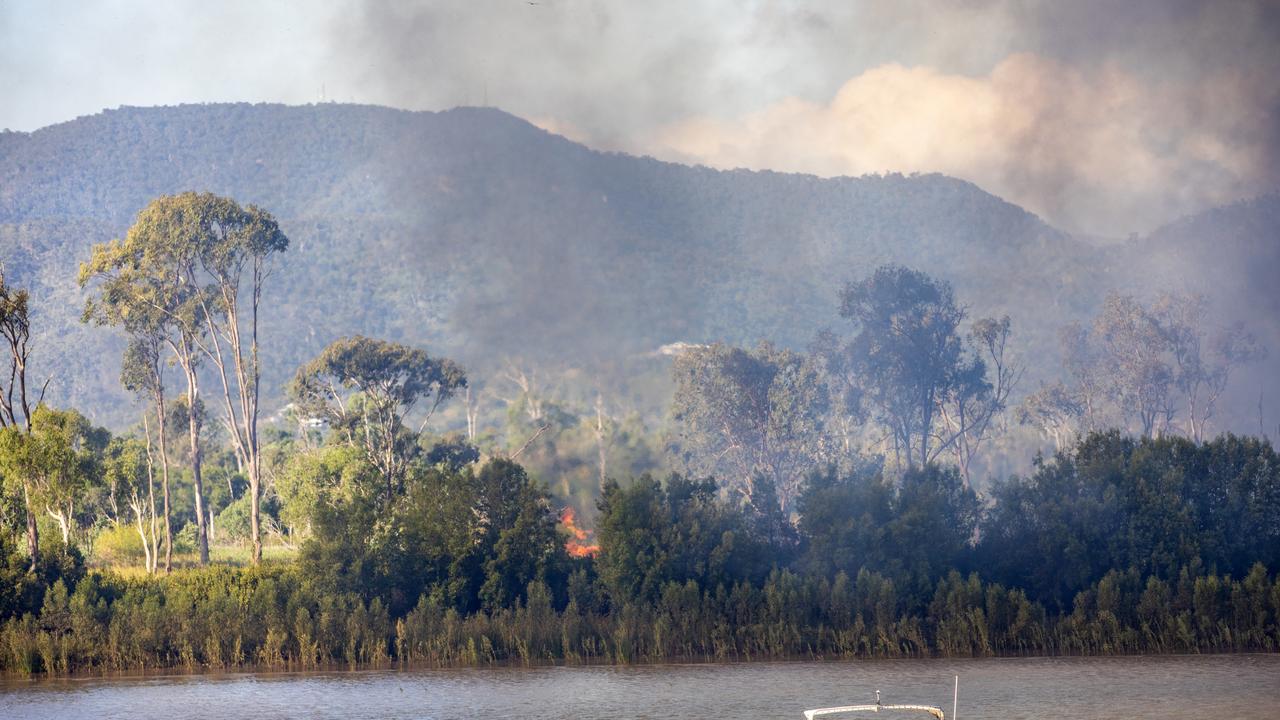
left=81, top=211, right=210, bottom=563
left=185, top=194, right=288, bottom=565
left=835, top=265, right=974, bottom=469
left=670, top=341, right=831, bottom=514
left=81, top=192, right=287, bottom=564
left=80, top=266, right=177, bottom=571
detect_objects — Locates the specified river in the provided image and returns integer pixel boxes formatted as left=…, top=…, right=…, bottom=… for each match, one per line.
left=2, top=654, right=1277, bottom=719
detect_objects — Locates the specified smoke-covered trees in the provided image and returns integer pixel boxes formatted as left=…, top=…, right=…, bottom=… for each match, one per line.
left=797, top=461, right=980, bottom=601
left=979, top=432, right=1280, bottom=610
left=595, top=473, right=780, bottom=605
left=1153, top=293, right=1264, bottom=442
left=1024, top=292, right=1264, bottom=445
left=289, top=336, right=467, bottom=501
left=813, top=265, right=1017, bottom=476
left=834, top=265, right=973, bottom=468
left=670, top=342, right=830, bottom=513
left=296, top=446, right=567, bottom=617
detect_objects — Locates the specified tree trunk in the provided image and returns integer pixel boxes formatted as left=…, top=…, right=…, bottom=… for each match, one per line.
left=158, top=400, right=173, bottom=573
left=594, top=394, right=608, bottom=488
left=249, top=450, right=261, bottom=564
left=23, top=482, right=37, bottom=572
left=186, top=366, right=209, bottom=565
left=132, top=499, right=153, bottom=574
left=48, top=507, right=70, bottom=546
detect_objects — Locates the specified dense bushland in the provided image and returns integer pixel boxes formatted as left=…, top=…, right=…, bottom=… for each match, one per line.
left=3, top=432, right=1278, bottom=675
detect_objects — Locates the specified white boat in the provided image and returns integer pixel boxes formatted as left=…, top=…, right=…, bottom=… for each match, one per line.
left=804, top=682, right=956, bottom=720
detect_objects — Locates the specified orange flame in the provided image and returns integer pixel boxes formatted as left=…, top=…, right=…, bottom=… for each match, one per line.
left=560, top=506, right=600, bottom=558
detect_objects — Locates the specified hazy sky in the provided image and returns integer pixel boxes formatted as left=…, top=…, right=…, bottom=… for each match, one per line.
left=2, top=0, right=1277, bottom=236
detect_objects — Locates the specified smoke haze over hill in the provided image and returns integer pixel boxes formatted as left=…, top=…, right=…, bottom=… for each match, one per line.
left=4, top=1, right=1278, bottom=236
left=0, top=103, right=1275, bottom=454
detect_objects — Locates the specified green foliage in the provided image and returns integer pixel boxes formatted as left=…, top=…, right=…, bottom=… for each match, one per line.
left=290, top=336, right=466, bottom=499
left=798, top=462, right=980, bottom=602
left=296, top=449, right=569, bottom=618
left=829, top=265, right=985, bottom=469
left=595, top=474, right=781, bottom=606
left=91, top=523, right=146, bottom=565
left=979, top=432, right=1280, bottom=610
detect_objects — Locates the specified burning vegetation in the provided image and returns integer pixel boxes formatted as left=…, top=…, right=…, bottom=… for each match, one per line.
left=560, top=506, right=600, bottom=558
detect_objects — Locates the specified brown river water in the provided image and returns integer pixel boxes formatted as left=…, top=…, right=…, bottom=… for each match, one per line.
left=2, top=654, right=1277, bottom=719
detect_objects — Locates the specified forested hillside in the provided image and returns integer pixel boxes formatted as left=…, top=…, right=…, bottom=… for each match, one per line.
left=0, top=103, right=1274, bottom=442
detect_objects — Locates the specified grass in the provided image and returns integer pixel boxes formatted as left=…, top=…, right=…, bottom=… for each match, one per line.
left=88, top=543, right=299, bottom=576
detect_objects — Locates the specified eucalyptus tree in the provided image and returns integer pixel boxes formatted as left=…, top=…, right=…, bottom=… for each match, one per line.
left=1094, top=293, right=1174, bottom=437
left=0, top=406, right=104, bottom=551
left=1017, top=381, right=1084, bottom=451
left=938, top=316, right=1022, bottom=484
left=81, top=200, right=211, bottom=563
left=0, top=271, right=41, bottom=568
left=1046, top=292, right=1262, bottom=441
left=1152, top=292, right=1264, bottom=441
left=670, top=341, right=830, bottom=513
left=187, top=194, right=288, bottom=564
left=290, top=335, right=467, bottom=502
left=834, top=265, right=978, bottom=469
left=97, top=328, right=175, bottom=570
left=81, top=192, right=288, bottom=564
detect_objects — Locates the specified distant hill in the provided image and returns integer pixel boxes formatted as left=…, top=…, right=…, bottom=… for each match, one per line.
left=0, top=103, right=1274, bottom=434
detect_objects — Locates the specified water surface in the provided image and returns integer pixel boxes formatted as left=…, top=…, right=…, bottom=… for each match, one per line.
left=2, top=654, right=1276, bottom=719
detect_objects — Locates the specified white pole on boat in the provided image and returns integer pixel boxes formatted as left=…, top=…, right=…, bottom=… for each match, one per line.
left=952, top=675, right=958, bottom=720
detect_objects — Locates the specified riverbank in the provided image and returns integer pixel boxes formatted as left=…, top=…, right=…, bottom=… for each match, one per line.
left=4, top=562, right=1277, bottom=677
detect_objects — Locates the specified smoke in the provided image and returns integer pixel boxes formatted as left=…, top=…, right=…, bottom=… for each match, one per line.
left=329, top=0, right=1280, bottom=236
left=5, top=1, right=1277, bottom=235
left=652, top=53, right=1279, bottom=237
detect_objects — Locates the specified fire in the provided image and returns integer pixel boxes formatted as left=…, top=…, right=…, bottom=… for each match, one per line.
left=560, top=506, right=600, bottom=558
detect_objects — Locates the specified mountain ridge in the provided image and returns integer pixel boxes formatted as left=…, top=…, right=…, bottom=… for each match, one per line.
left=0, top=102, right=1273, bottom=434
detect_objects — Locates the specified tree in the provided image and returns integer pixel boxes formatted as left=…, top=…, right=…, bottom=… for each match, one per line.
left=118, top=338, right=174, bottom=571
left=1093, top=293, right=1174, bottom=437
left=80, top=197, right=212, bottom=563
left=595, top=473, right=776, bottom=605
left=797, top=461, right=979, bottom=600
left=1152, top=292, right=1264, bottom=442
left=834, top=265, right=979, bottom=468
left=938, top=316, right=1022, bottom=485
left=102, top=436, right=159, bottom=573
left=471, top=459, right=565, bottom=611
left=1017, top=381, right=1084, bottom=451
left=82, top=246, right=178, bottom=569
left=183, top=194, right=288, bottom=565
left=290, top=335, right=466, bottom=502
left=1047, top=292, right=1264, bottom=442
left=670, top=341, right=830, bottom=513
left=0, top=270, right=42, bottom=569
left=82, top=192, right=289, bottom=564
left=0, top=407, right=104, bottom=552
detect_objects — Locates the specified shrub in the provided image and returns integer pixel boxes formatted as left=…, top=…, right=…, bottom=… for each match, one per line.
left=92, top=524, right=146, bottom=565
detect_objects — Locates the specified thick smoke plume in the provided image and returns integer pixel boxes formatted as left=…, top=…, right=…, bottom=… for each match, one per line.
left=331, top=0, right=1280, bottom=236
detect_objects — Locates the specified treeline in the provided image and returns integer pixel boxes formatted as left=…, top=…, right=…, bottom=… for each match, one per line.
left=3, top=431, right=1279, bottom=674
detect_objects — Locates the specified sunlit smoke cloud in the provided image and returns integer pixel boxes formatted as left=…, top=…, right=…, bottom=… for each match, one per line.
left=6, top=0, right=1277, bottom=236
left=329, top=0, right=1280, bottom=236
left=648, top=54, right=1279, bottom=237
